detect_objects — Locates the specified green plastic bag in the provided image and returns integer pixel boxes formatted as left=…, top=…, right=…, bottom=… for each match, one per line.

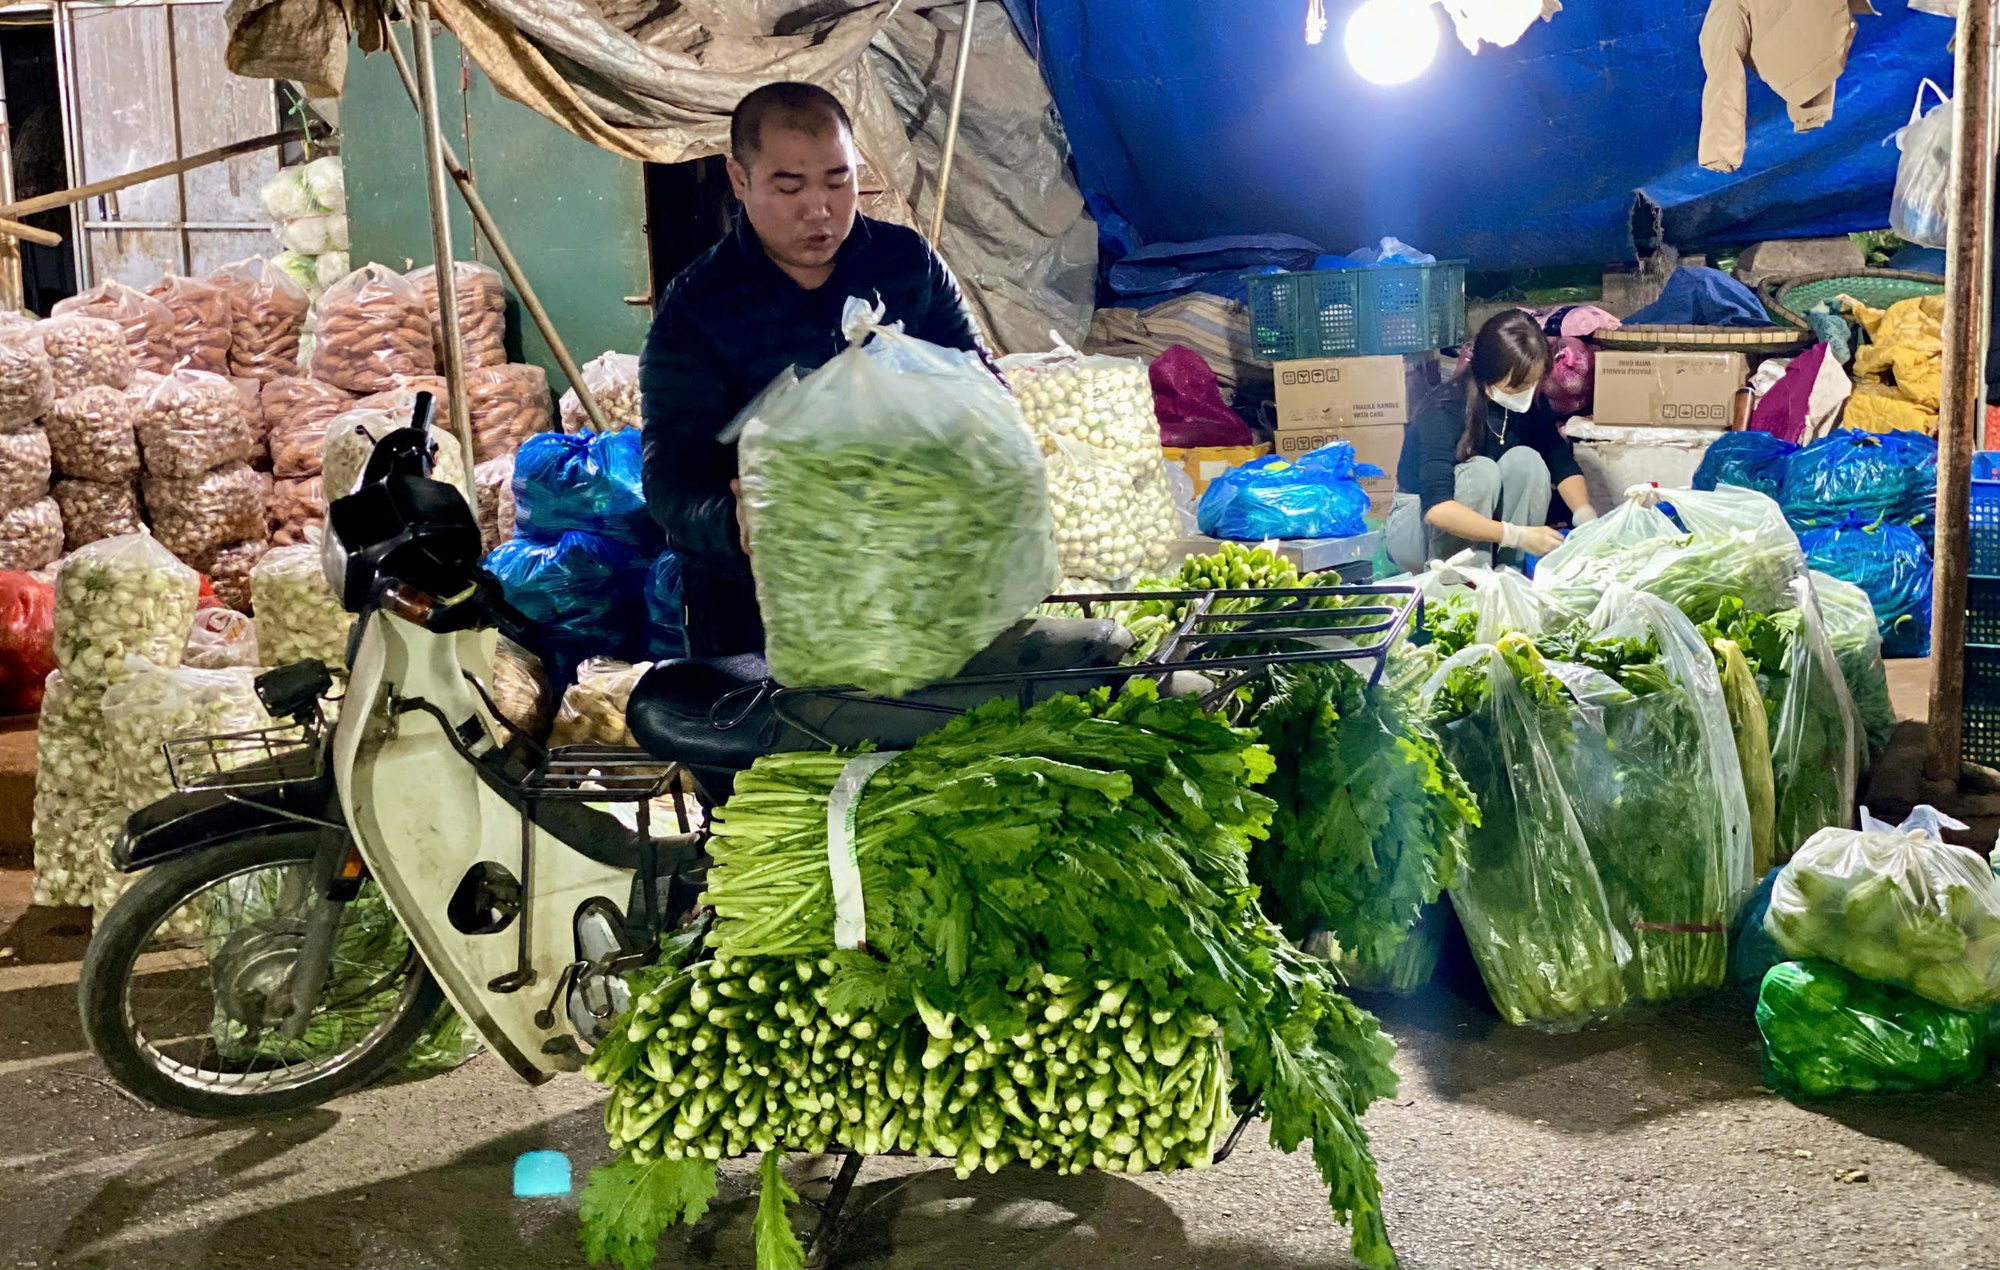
left=1756, top=959, right=1990, bottom=1098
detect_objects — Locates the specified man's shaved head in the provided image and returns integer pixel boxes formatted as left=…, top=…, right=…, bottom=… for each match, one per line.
left=730, top=81, right=853, bottom=166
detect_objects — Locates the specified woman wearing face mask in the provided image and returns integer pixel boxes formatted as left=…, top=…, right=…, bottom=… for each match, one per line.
left=1386, top=309, right=1597, bottom=574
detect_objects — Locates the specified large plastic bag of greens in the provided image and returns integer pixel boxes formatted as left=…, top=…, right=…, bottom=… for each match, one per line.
left=734, top=298, right=1058, bottom=696
left=1798, top=513, right=1932, bottom=658
left=1420, top=633, right=1631, bottom=1029
left=101, top=655, right=271, bottom=810
left=1756, top=960, right=1987, bottom=1098
left=1692, top=430, right=1796, bottom=498
left=1777, top=429, right=1937, bottom=536
left=1197, top=445, right=1376, bottom=542
left=510, top=429, right=656, bottom=549
left=1811, top=569, right=1896, bottom=757
left=1553, top=588, right=1755, bottom=1002
left=1766, top=806, right=2000, bottom=1012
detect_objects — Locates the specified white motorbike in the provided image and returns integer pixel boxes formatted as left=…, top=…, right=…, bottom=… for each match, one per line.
left=78, top=398, right=1414, bottom=1121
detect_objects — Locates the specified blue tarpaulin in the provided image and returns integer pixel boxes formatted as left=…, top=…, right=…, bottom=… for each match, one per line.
left=1002, top=1, right=1953, bottom=270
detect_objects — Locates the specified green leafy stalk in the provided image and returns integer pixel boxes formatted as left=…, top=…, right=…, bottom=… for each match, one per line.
left=755, top=1151, right=805, bottom=1270
left=579, top=1156, right=718, bottom=1270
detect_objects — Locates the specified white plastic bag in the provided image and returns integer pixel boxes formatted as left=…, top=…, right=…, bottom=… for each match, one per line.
left=183, top=607, right=259, bottom=670
left=559, top=352, right=641, bottom=434
left=1766, top=804, right=2000, bottom=1011
left=1890, top=79, right=1952, bottom=250
left=734, top=298, right=1059, bottom=696
left=252, top=533, right=349, bottom=670
left=101, top=655, right=271, bottom=810
left=52, top=528, right=201, bottom=686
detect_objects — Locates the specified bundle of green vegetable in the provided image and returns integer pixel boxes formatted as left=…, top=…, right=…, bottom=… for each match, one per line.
left=681, top=683, right=1402, bottom=1268
left=1698, top=594, right=1859, bottom=862
left=736, top=299, right=1058, bottom=696
left=1809, top=569, right=1897, bottom=757
left=1766, top=809, right=2000, bottom=1012
left=1547, top=592, right=1754, bottom=1003
left=581, top=953, right=1233, bottom=1269
left=1756, top=959, right=1991, bottom=1099
left=1247, top=660, right=1477, bottom=980
left=1420, top=634, right=1632, bottom=1029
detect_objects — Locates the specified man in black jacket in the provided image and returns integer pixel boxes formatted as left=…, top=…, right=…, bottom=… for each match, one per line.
left=640, top=81, right=988, bottom=657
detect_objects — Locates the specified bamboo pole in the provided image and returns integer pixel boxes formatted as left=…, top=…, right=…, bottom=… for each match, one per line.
left=1925, top=0, right=1998, bottom=783
left=0, top=127, right=309, bottom=221
left=380, top=22, right=611, bottom=434
left=926, top=0, right=979, bottom=245
left=408, top=2, right=480, bottom=484
left=0, top=218, right=62, bottom=250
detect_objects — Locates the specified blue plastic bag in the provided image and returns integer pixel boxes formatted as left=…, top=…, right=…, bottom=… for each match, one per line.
left=486, top=530, right=649, bottom=674
left=1693, top=430, right=1797, bottom=498
left=1778, top=429, right=1938, bottom=534
left=511, top=430, right=660, bottom=550
left=1799, top=512, right=1934, bottom=658
left=1196, top=442, right=1379, bottom=541
left=641, top=552, right=688, bottom=662
left=1733, top=866, right=1788, bottom=993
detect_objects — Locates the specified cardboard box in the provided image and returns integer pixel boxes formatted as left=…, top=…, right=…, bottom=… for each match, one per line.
left=1162, top=444, right=1272, bottom=498
left=1592, top=351, right=1749, bottom=428
left=1270, top=422, right=1402, bottom=517
left=1273, top=355, right=1409, bottom=430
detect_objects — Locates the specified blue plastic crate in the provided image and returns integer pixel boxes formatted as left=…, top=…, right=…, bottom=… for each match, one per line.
left=1247, top=261, right=1467, bottom=361
left=1964, top=646, right=2000, bottom=766
left=1971, top=451, right=2000, bottom=576
left=1970, top=576, right=2000, bottom=649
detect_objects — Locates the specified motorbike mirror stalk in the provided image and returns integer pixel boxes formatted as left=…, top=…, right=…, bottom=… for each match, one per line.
left=255, top=659, right=334, bottom=722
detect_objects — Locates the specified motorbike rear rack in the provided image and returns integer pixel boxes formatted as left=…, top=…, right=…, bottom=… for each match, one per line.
left=165, top=716, right=326, bottom=794
left=768, top=580, right=1423, bottom=747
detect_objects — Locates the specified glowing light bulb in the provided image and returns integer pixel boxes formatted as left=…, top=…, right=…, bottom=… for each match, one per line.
left=1345, top=0, right=1441, bottom=86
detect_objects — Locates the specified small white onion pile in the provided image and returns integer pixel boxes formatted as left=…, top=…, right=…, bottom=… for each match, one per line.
left=52, top=529, right=201, bottom=688
left=1001, top=351, right=1177, bottom=583
left=252, top=539, right=349, bottom=671
left=102, top=655, right=272, bottom=815
left=29, top=669, right=121, bottom=908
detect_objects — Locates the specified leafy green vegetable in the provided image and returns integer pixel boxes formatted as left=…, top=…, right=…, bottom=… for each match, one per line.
left=702, top=683, right=1403, bottom=1268
left=1811, top=569, right=1897, bottom=757
left=755, top=1152, right=805, bottom=1270
left=1422, top=635, right=1631, bottom=1029
left=1757, top=959, right=1990, bottom=1099
left=738, top=318, right=1059, bottom=697
left=1320, top=905, right=1447, bottom=995
left=1713, top=637, right=1777, bottom=877
left=578, top=1155, right=718, bottom=1270
left=1247, top=661, right=1476, bottom=976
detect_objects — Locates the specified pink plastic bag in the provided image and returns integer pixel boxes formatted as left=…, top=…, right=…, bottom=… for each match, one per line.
left=1542, top=337, right=1595, bottom=420
left=1149, top=345, right=1251, bottom=448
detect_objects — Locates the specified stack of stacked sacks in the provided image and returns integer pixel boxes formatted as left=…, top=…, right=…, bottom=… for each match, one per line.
left=134, top=368, right=263, bottom=611
left=1696, top=428, right=1938, bottom=658
left=258, top=156, right=350, bottom=298
left=262, top=373, right=353, bottom=546
left=38, top=314, right=138, bottom=558
left=999, top=343, right=1177, bottom=586
left=31, top=531, right=199, bottom=910
left=407, top=260, right=553, bottom=469
left=0, top=316, right=58, bottom=571
left=212, top=257, right=312, bottom=550
left=486, top=427, right=683, bottom=679
left=1754, top=807, right=1998, bottom=1098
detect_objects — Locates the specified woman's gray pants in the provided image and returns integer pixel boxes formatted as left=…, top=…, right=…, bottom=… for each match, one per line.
left=1385, top=448, right=1552, bottom=574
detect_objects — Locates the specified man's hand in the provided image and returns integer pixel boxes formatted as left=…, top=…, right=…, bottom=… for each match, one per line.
left=1520, top=525, right=1565, bottom=557
left=730, top=478, right=752, bottom=558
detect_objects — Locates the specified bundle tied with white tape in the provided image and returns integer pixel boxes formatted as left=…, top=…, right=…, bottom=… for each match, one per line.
left=827, top=750, right=902, bottom=950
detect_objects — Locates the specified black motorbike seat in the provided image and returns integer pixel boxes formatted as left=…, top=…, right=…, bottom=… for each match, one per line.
left=624, top=653, right=781, bottom=771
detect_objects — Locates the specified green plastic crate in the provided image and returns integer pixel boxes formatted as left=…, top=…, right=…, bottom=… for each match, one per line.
left=1247, top=261, right=1467, bottom=361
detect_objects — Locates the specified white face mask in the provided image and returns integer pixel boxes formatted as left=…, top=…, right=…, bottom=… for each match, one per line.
left=1487, top=383, right=1536, bottom=414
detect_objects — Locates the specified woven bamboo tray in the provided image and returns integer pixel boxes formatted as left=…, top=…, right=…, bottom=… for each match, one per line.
left=1759, top=269, right=1946, bottom=331
left=1590, top=323, right=1813, bottom=354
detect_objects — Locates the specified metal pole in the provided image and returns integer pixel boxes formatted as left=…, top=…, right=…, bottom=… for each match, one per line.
left=1926, top=0, right=1997, bottom=783
left=381, top=24, right=612, bottom=435
left=926, top=0, right=979, bottom=246
left=407, top=2, right=479, bottom=484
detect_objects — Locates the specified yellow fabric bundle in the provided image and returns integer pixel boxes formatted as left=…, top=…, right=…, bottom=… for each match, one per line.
left=1840, top=294, right=1943, bottom=432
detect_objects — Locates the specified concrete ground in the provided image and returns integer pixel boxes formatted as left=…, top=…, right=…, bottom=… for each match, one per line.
left=0, top=658, right=1993, bottom=1268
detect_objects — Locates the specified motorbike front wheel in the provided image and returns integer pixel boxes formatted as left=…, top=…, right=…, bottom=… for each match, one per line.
left=80, top=832, right=444, bottom=1118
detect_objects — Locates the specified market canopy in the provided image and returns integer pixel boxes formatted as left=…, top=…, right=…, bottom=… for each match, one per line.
left=1000, top=0, right=1955, bottom=269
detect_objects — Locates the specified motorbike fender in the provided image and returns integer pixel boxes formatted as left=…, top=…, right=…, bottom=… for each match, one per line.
left=113, top=777, right=343, bottom=873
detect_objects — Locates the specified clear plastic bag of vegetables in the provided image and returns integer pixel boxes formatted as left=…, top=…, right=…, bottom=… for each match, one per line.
left=1419, top=633, right=1631, bottom=1029
left=100, top=655, right=271, bottom=811
left=1756, top=959, right=1990, bottom=1099
left=1810, top=569, right=1896, bottom=758
left=733, top=297, right=1058, bottom=696
left=1550, top=587, right=1755, bottom=1002
left=1765, top=805, right=2000, bottom=1012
